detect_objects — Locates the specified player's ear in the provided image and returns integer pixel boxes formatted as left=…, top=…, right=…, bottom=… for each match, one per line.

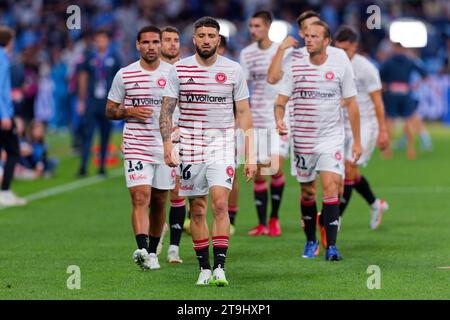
left=136, top=40, right=140, bottom=51
left=298, top=30, right=304, bottom=39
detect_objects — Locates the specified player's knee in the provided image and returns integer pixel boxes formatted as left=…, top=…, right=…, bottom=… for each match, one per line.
left=211, top=198, right=228, bottom=214
left=322, top=183, right=339, bottom=198
left=131, top=190, right=150, bottom=208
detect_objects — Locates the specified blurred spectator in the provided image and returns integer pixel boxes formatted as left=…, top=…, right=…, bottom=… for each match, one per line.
left=34, top=61, right=55, bottom=125
left=0, top=26, right=27, bottom=206
left=77, top=29, right=121, bottom=177
left=380, top=42, right=428, bottom=160
left=16, top=120, right=58, bottom=179
left=50, top=47, right=69, bottom=131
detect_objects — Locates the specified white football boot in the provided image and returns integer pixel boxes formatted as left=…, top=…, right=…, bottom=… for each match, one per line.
left=370, top=199, right=389, bottom=230
left=167, top=245, right=183, bottom=264
left=195, top=268, right=213, bottom=285
left=212, top=265, right=229, bottom=287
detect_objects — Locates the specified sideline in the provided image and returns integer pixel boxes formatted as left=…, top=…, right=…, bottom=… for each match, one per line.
left=0, top=168, right=122, bottom=210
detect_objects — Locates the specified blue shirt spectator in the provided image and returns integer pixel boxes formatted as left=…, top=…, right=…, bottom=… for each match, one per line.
left=0, top=46, right=13, bottom=120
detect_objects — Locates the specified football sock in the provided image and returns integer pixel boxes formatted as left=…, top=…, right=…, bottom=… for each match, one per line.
left=212, top=236, right=229, bottom=270
left=147, top=235, right=160, bottom=254
left=353, top=175, right=376, bottom=206
left=193, top=238, right=211, bottom=270
left=254, top=180, right=268, bottom=225
left=228, top=206, right=237, bottom=225
left=135, top=234, right=149, bottom=251
left=301, top=197, right=317, bottom=242
left=323, top=196, right=340, bottom=247
left=339, top=179, right=354, bottom=216
left=169, top=199, right=186, bottom=246
left=270, top=173, right=285, bottom=219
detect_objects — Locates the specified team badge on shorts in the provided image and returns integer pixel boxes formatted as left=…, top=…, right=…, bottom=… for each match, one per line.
left=335, top=152, right=342, bottom=160
left=226, top=166, right=234, bottom=177
left=325, top=71, right=334, bottom=80
left=215, top=73, right=227, bottom=83
left=157, top=78, right=167, bottom=87
left=171, top=168, right=176, bottom=178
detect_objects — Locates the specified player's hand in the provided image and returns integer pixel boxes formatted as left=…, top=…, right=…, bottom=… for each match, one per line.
left=351, top=142, right=362, bottom=164
left=163, top=141, right=180, bottom=167
left=377, top=128, right=389, bottom=151
left=244, top=162, right=257, bottom=182
left=280, top=36, right=299, bottom=50
left=276, top=120, right=288, bottom=135
left=77, top=100, right=86, bottom=115
left=0, top=117, right=12, bottom=131
left=126, top=107, right=153, bottom=121
left=171, top=126, right=180, bottom=143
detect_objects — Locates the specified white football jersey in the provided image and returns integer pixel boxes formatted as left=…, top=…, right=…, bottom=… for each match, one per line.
left=240, top=42, right=289, bottom=129
left=108, top=60, right=174, bottom=164
left=163, top=55, right=249, bottom=164
left=279, top=47, right=357, bottom=154
left=343, top=53, right=382, bottom=133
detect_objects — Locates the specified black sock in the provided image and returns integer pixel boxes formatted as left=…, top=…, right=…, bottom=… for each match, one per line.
left=323, top=197, right=340, bottom=247
left=228, top=206, right=237, bottom=225
left=301, top=198, right=317, bottom=242
left=169, top=199, right=186, bottom=246
left=135, top=234, right=149, bottom=251
left=270, top=174, right=285, bottom=219
left=147, top=235, right=160, bottom=254
left=339, top=180, right=354, bottom=217
left=193, top=238, right=210, bottom=270
left=254, top=180, right=268, bottom=225
left=353, top=176, right=376, bottom=206
left=212, top=236, right=229, bottom=270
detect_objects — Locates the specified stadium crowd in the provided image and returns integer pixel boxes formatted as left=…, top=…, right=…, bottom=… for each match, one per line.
left=0, top=0, right=448, bottom=194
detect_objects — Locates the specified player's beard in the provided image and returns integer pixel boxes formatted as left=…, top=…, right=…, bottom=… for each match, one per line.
left=161, top=50, right=179, bottom=60
left=195, top=44, right=217, bottom=59
left=142, top=52, right=159, bottom=65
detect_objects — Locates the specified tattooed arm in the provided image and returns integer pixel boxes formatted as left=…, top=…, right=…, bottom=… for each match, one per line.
left=105, top=99, right=153, bottom=120
left=159, top=97, right=178, bottom=142
left=160, top=96, right=180, bottom=167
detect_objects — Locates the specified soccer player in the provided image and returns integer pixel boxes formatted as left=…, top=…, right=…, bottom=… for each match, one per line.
left=105, top=26, right=176, bottom=270
left=275, top=21, right=362, bottom=261
left=240, top=10, right=289, bottom=237
left=158, top=26, right=185, bottom=263
left=334, top=25, right=390, bottom=230
left=268, top=10, right=354, bottom=248
left=160, top=17, right=256, bottom=286
left=77, top=30, right=121, bottom=177
left=218, top=34, right=239, bottom=235
left=0, top=26, right=27, bottom=206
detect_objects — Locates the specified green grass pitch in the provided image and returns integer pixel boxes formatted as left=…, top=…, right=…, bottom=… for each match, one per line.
left=0, top=125, right=449, bottom=299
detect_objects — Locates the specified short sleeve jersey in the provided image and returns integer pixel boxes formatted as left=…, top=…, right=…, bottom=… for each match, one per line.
left=279, top=46, right=357, bottom=153
left=163, top=55, right=249, bottom=163
left=108, top=60, right=173, bottom=163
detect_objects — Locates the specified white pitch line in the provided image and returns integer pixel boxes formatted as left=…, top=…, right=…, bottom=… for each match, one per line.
left=0, top=169, right=122, bottom=210
left=436, top=266, right=450, bottom=270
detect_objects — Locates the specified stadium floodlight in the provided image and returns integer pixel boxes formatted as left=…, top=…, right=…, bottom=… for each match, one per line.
left=269, top=20, right=292, bottom=42
left=217, top=19, right=237, bottom=38
left=389, top=19, right=427, bottom=48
